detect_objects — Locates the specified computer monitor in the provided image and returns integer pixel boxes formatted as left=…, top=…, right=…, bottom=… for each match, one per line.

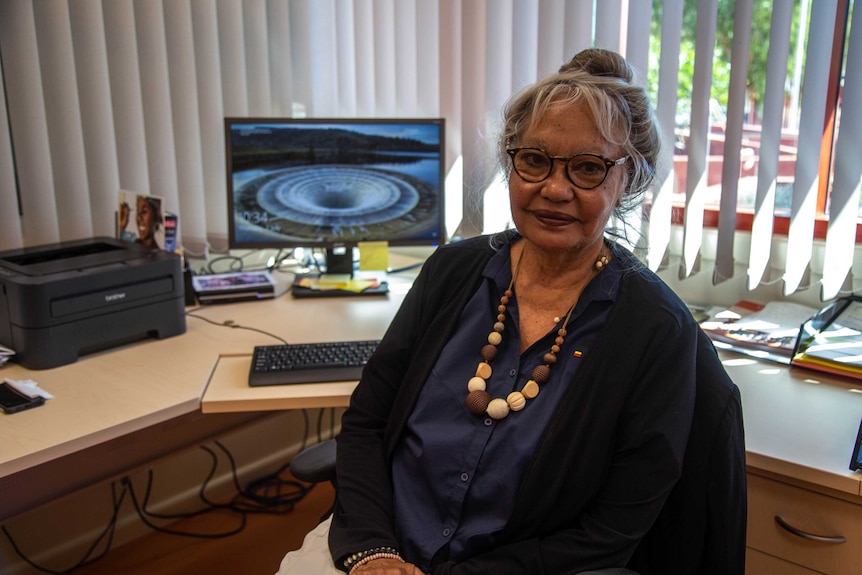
left=225, top=117, right=446, bottom=274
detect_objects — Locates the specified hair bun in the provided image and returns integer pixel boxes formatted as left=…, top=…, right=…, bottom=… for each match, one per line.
left=558, top=48, right=634, bottom=83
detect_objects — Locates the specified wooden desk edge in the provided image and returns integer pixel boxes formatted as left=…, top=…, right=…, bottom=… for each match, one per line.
left=0, top=398, right=200, bottom=479
left=746, top=451, right=862, bottom=497
left=200, top=354, right=355, bottom=413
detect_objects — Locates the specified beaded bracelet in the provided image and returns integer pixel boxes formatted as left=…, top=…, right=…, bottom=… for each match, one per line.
left=348, top=551, right=403, bottom=573
left=343, top=546, right=402, bottom=573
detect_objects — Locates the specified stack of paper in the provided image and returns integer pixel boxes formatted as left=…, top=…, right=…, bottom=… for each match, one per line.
left=700, top=300, right=819, bottom=364
left=0, top=344, right=13, bottom=367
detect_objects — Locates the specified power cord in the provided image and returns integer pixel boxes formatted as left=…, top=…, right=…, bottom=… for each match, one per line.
left=1, top=480, right=129, bottom=574
left=184, top=310, right=289, bottom=345
left=1, top=411, right=326, bottom=573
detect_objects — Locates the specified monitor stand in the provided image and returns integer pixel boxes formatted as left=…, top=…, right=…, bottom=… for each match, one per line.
left=323, top=247, right=354, bottom=275
left=291, top=247, right=389, bottom=298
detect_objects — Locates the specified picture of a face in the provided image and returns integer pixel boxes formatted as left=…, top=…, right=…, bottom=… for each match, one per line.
left=135, top=195, right=163, bottom=249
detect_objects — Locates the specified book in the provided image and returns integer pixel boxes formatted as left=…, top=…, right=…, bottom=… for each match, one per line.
left=700, top=300, right=819, bottom=364
left=117, top=189, right=167, bottom=251
left=192, top=271, right=280, bottom=304
left=792, top=297, right=862, bottom=379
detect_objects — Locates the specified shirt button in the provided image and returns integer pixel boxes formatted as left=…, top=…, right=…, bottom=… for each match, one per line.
left=442, top=528, right=451, bottom=537
left=509, top=368, right=517, bottom=377
left=484, top=418, right=493, bottom=426
left=460, top=472, right=469, bottom=482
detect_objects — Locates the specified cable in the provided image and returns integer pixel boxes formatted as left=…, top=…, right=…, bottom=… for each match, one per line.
left=123, top=473, right=247, bottom=539
left=211, top=440, right=313, bottom=514
left=315, top=407, right=338, bottom=444
left=184, top=311, right=288, bottom=345
left=1, top=480, right=129, bottom=574
left=387, top=261, right=425, bottom=274
left=1, top=416, right=317, bottom=571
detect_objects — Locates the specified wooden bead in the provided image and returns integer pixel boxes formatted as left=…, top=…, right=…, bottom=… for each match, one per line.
left=555, top=336, right=564, bottom=346
left=531, top=364, right=550, bottom=383
left=522, top=380, right=540, bottom=399
left=466, top=390, right=492, bottom=415
left=493, top=321, right=505, bottom=333
left=481, top=344, right=498, bottom=362
left=488, top=331, right=503, bottom=346
left=595, top=254, right=608, bottom=270
left=543, top=352, right=557, bottom=365
left=486, top=398, right=510, bottom=420
left=475, top=362, right=492, bottom=379
left=468, top=376, right=487, bottom=392
left=507, top=391, right=526, bottom=411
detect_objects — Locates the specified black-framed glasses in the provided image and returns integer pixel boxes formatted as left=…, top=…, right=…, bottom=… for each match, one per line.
left=507, top=147, right=628, bottom=190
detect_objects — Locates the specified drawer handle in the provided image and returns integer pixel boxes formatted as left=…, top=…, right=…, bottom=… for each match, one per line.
left=775, top=515, right=847, bottom=544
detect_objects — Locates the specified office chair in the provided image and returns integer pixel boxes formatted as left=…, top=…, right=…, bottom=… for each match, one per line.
left=290, top=331, right=747, bottom=575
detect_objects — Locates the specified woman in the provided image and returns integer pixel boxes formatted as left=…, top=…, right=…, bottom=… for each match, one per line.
left=279, top=49, right=706, bottom=575
left=134, top=195, right=163, bottom=249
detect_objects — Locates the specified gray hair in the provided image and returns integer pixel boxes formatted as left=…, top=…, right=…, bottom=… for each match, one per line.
left=498, top=48, right=661, bottom=221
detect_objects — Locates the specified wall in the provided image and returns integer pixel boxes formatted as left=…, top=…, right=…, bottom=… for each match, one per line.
left=0, top=408, right=341, bottom=575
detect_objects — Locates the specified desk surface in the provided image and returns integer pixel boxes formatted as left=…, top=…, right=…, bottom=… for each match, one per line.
left=3, top=264, right=862, bottom=517
left=0, top=274, right=410, bottom=483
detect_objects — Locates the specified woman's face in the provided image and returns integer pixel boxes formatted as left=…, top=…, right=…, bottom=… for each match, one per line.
left=508, top=100, right=626, bottom=257
left=136, top=197, right=156, bottom=240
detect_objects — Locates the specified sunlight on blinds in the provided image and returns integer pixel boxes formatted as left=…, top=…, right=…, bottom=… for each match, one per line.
left=712, top=0, right=752, bottom=286
left=822, top=0, right=862, bottom=301
left=746, top=1, right=793, bottom=290
left=680, top=0, right=718, bottom=279
left=783, top=0, right=837, bottom=295
left=647, top=0, right=683, bottom=271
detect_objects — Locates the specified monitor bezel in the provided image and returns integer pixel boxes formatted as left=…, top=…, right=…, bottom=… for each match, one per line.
left=224, top=116, right=446, bottom=251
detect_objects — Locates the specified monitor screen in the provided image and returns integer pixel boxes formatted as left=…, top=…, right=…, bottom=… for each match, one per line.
left=225, top=117, right=446, bottom=251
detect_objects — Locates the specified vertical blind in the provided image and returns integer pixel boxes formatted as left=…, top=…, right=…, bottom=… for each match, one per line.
left=0, top=0, right=858, bottom=300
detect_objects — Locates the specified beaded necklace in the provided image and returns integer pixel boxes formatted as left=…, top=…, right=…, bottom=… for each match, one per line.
left=465, top=245, right=607, bottom=420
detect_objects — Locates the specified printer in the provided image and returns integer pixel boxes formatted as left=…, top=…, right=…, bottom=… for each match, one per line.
left=0, top=237, right=186, bottom=370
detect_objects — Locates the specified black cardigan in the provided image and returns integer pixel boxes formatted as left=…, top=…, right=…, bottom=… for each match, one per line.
left=330, top=235, right=746, bottom=574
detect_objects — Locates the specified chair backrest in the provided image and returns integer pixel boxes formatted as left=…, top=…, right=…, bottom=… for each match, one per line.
left=627, top=331, right=747, bottom=575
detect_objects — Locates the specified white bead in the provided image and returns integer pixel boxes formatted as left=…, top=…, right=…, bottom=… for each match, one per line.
left=468, top=377, right=486, bottom=392
left=507, top=391, right=526, bottom=411
left=486, top=398, right=510, bottom=420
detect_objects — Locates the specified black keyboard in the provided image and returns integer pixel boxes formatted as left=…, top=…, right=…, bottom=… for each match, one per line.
left=248, top=340, right=380, bottom=387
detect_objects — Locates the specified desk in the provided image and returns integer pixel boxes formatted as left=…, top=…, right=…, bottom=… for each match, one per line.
left=4, top=263, right=862, bottom=571
left=0, top=272, right=410, bottom=522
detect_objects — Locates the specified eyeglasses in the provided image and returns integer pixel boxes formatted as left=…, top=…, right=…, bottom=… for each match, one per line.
left=506, top=147, right=628, bottom=190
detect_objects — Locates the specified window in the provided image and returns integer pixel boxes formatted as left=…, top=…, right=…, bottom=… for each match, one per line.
left=646, top=0, right=860, bottom=300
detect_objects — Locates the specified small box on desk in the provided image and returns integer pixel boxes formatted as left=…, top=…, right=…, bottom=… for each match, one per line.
left=0, top=237, right=186, bottom=370
left=192, top=271, right=282, bottom=304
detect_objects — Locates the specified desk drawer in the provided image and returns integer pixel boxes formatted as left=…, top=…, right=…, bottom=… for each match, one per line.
left=747, top=474, right=862, bottom=575
left=746, top=548, right=819, bottom=575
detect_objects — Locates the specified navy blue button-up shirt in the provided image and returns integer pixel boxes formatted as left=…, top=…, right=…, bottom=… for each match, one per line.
left=390, top=242, right=622, bottom=570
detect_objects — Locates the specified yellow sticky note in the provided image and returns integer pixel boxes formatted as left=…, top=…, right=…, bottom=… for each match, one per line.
left=358, top=241, right=389, bottom=271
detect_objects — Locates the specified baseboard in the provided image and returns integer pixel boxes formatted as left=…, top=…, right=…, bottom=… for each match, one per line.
left=0, top=409, right=341, bottom=575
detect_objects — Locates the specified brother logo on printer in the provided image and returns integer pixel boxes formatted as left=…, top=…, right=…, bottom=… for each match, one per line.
left=105, top=292, right=127, bottom=302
